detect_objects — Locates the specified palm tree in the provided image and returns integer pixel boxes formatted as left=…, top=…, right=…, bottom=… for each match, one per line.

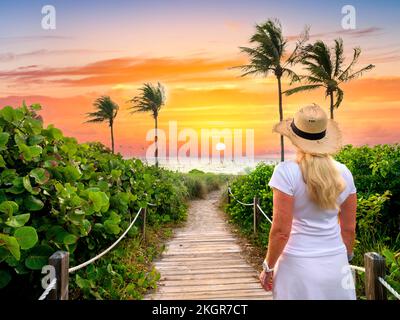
left=129, top=82, right=166, bottom=168
left=235, top=19, right=308, bottom=162
left=284, top=38, right=375, bottom=119
left=86, top=96, right=119, bottom=154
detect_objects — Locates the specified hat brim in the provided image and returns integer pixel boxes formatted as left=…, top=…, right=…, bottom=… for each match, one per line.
left=272, top=118, right=343, bottom=155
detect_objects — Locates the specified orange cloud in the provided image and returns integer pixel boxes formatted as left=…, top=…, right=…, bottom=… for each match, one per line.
left=0, top=56, right=246, bottom=87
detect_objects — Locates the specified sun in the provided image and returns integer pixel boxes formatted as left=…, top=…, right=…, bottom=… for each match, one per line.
left=215, top=142, right=226, bottom=151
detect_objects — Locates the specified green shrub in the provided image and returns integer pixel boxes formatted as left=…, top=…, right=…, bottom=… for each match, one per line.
left=0, top=103, right=188, bottom=299
left=382, top=248, right=400, bottom=300
left=226, top=162, right=274, bottom=247
left=181, top=171, right=231, bottom=199
left=335, top=144, right=400, bottom=245
left=181, top=174, right=208, bottom=199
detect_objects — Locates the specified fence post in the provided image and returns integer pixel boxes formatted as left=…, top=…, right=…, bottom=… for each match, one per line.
left=364, top=252, right=387, bottom=300
left=253, top=197, right=259, bottom=236
left=48, top=251, right=69, bottom=300
left=142, top=207, right=147, bottom=242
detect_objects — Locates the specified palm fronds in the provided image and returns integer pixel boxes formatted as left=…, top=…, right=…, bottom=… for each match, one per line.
left=284, top=84, right=322, bottom=96
left=285, top=37, right=375, bottom=117
left=129, top=82, right=166, bottom=118
left=85, top=95, right=119, bottom=153
left=86, top=96, right=119, bottom=126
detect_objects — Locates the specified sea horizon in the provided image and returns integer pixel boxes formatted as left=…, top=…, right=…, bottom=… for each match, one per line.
left=125, top=156, right=286, bottom=174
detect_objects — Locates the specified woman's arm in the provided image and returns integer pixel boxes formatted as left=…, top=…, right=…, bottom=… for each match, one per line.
left=338, top=193, right=357, bottom=256
left=265, top=188, right=294, bottom=268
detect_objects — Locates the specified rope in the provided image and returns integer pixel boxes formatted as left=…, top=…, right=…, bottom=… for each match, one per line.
left=147, top=202, right=157, bottom=207
left=348, top=265, right=399, bottom=299
left=349, top=265, right=366, bottom=273
left=68, top=207, right=143, bottom=273
left=256, top=204, right=273, bottom=224
left=227, top=187, right=272, bottom=222
left=38, top=278, right=57, bottom=300
left=378, top=277, right=400, bottom=300
left=227, top=187, right=253, bottom=206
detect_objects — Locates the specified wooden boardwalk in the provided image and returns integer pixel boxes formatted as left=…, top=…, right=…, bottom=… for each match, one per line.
left=145, top=190, right=272, bottom=300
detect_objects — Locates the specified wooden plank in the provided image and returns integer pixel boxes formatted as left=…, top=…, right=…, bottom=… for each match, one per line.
left=160, top=273, right=258, bottom=281
left=174, top=233, right=229, bottom=237
left=170, top=238, right=236, bottom=243
left=157, top=268, right=256, bottom=276
left=162, top=249, right=242, bottom=255
left=156, top=264, right=249, bottom=270
left=155, top=255, right=243, bottom=262
left=155, top=258, right=246, bottom=265
left=156, top=266, right=255, bottom=273
left=155, top=259, right=248, bottom=269
left=164, top=250, right=242, bottom=256
left=167, top=241, right=240, bottom=250
left=164, top=249, right=241, bottom=254
left=155, top=261, right=246, bottom=267
left=159, top=278, right=260, bottom=286
left=158, top=282, right=263, bottom=293
left=166, top=243, right=241, bottom=252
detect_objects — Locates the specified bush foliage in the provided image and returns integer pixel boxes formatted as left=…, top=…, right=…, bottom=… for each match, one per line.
left=0, top=104, right=188, bottom=299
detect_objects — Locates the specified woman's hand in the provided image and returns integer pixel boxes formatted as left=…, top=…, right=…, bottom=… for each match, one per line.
left=259, top=270, right=273, bottom=291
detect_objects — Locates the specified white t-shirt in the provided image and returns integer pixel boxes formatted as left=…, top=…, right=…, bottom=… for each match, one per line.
left=268, top=159, right=357, bottom=257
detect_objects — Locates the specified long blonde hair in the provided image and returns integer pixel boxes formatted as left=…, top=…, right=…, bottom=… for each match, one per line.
left=296, top=150, right=346, bottom=210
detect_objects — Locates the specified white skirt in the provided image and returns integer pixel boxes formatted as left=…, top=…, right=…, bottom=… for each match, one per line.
left=273, top=252, right=356, bottom=300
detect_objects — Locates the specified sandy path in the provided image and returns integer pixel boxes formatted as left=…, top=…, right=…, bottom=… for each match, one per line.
left=144, top=190, right=272, bottom=300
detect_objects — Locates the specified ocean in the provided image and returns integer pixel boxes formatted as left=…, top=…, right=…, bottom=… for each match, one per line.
left=136, top=157, right=280, bottom=174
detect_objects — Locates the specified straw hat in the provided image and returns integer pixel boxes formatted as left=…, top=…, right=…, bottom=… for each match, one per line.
left=272, top=104, right=342, bottom=155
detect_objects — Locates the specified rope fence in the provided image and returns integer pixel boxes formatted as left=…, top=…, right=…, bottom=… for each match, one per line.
left=227, top=186, right=272, bottom=224
left=349, top=263, right=399, bottom=300
left=378, top=277, right=400, bottom=300
left=38, top=197, right=158, bottom=300
left=349, top=265, right=366, bottom=273
left=227, top=186, right=400, bottom=301
left=256, top=204, right=273, bottom=224
left=227, top=187, right=253, bottom=206
left=69, top=207, right=142, bottom=273
left=147, top=202, right=157, bottom=207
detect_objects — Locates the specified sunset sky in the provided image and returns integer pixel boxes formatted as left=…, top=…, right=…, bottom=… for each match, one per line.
left=1, top=0, right=399, bottom=159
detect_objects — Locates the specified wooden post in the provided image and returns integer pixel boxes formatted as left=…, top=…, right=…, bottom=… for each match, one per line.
left=253, top=197, right=260, bottom=236
left=142, top=207, right=147, bottom=242
left=364, top=252, right=387, bottom=300
left=48, top=251, right=69, bottom=300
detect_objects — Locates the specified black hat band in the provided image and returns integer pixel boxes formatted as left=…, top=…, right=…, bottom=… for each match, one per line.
left=290, top=121, right=326, bottom=140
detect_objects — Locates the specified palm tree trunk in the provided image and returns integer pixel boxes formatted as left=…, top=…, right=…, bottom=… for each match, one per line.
left=154, top=116, right=159, bottom=168
left=277, top=76, right=285, bottom=162
left=330, top=92, right=334, bottom=120
left=110, top=122, right=115, bottom=154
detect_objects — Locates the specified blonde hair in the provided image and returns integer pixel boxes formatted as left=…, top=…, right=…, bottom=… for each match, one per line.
left=296, top=150, right=346, bottom=210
